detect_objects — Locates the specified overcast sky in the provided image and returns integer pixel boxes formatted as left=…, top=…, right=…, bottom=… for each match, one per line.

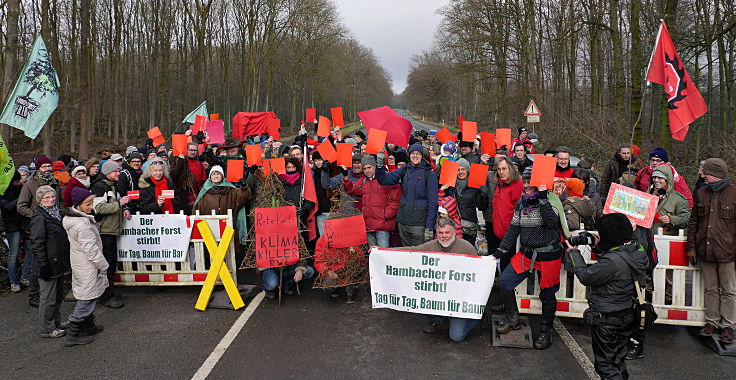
left=336, top=0, right=449, bottom=95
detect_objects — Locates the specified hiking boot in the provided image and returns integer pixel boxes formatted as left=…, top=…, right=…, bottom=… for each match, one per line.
left=40, top=328, right=66, bottom=339
left=534, top=303, right=556, bottom=350
left=65, top=321, right=94, bottom=347
left=330, top=289, right=340, bottom=298
left=20, top=278, right=29, bottom=287
left=625, top=341, right=644, bottom=360
left=265, top=290, right=276, bottom=299
left=29, top=296, right=39, bottom=308
left=497, top=291, right=521, bottom=334
left=58, top=321, right=71, bottom=330
left=719, top=327, right=734, bottom=344
left=423, top=319, right=449, bottom=334
left=282, top=285, right=294, bottom=296
left=80, top=314, right=104, bottom=336
left=11, top=284, right=21, bottom=293
left=345, top=293, right=356, bottom=304
left=698, top=323, right=718, bottom=337
left=102, top=296, right=124, bottom=309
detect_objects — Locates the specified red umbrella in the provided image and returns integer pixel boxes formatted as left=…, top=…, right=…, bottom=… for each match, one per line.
left=356, top=106, right=412, bottom=148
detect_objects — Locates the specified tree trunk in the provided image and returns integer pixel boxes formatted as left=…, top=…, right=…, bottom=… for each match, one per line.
left=78, top=0, right=91, bottom=159
left=1, top=0, right=21, bottom=143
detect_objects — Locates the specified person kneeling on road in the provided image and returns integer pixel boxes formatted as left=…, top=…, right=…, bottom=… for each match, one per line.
left=565, top=213, right=649, bottom=380
left=261, top=260, right=315, bottom=300
left=396, top=216, right=479, bottom=342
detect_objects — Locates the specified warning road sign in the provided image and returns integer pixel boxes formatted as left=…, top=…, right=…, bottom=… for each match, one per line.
left=524, top=100, right=541, bottom=116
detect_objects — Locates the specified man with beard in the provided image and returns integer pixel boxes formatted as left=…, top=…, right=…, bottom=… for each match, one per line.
left=395, top=217, right=479, bottom=342
left=599, top=144, right=637, bottom=197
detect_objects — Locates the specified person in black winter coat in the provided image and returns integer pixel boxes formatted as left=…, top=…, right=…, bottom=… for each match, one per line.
left=138, top=161, right=183, bottom=214
left=30, top=185, right=71, bottom=339
left=565, top=213, right=649, bottom=380
left=279, top=157, right=315, bottom=225
left=0, top=171, right=28, bottom=292
left=117, top=152, right=144, bottom=213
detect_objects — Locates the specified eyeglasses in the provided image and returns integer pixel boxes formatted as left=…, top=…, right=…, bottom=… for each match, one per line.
left=650, top=157, right=663, bottom=163
left=130, top=160, right=142, bottom=164
left=42, top=194, right=56, bottom=200
left=150, top=160, right=165, bottom=166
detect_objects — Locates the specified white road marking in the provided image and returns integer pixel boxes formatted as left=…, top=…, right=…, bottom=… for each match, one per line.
left=554, top=318, right=598, bottom=380
left=191, top=292, right=265, bottom=380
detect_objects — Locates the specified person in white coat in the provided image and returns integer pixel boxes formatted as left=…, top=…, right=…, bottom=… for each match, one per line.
left=63, top=187, right=109, bottom=347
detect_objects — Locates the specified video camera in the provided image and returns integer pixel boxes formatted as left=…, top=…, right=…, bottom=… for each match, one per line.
left=567, top=231, right=595, bottom=246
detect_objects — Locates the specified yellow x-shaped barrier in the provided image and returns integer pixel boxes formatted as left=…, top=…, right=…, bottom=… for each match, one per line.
left=194, top=220, right=245, bottom=311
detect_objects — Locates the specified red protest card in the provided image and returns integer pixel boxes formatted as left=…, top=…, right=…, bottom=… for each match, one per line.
left=457, top=116, right=465, bottom=127
left=461, top=121, right=477, bottom=142
left=193, top=114, right=208, bottom=134
left=207, top=120, right=225, bottom=144
left=263, top=160, right=271, bottom=175
left=226, top=159, right=245, bottom=182
left=468, top=163, right=489, bottom=188
left=270, top=157, right=286, bottom=174
left=365, top=128, right=387, bottom=154
left=255, top=206, right=300, bottom=268
left=209, top=113, right=220, bottom=121
left=161, top=190, right=175, bottom=199
left=603, top=183, right=660, bottom=228
left=331, top=107, right=344, bottom=128
left=306, top=108, right=317, bottom=123
left=127, top=191, right=140, bottom=200
left=172, top=134, right=189, bottom=156
left=495, top=128, right=512, bottom=151
left=323, top=215, right=368, bottom=248
left=147, top=127, right=166, bottom=146
left=245, top=145, right=263, bottom=166
left=317, top=116, right=331, bottom=137
left=530, top=155, right=557, bottom=189
left=336, top=143, right=353, bottom=167
left=316, top=140, right=337, bottom=162
left=480, top=132, right=496, bottom=155
left=436, top=127, right=456, bottom=144
left=267, top=118, right=280, bottom=140
left=439, top=160, right=459, bottom=187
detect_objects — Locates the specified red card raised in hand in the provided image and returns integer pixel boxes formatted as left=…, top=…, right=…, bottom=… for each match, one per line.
left=530, top=155, right=557, bottom=190
left=127, top=191, right=140, bottom=200
left=480, top=132, right=496, bottom=155
left=495, top=128, right=512, bottom=151
left=317, top=116, right=331, bottom=137
left=306, top=108, right=317, bottom=123
left=245, top=145, right=263, bottom=166
left=439, top=160, right=459, bottom=187
left=267, top=118, right=280, bottom=140
left=461, top=121, right=477, bottom=142
left=436, top=127, right=456, bottom=144
left=226, top=159, right=245, bottom=182
left=336, top=143, right=353, bottom=167
left=316, top=140, right=337, bottom=163
left=269, top=157, right=286, bottom=175
left=468, top=163, right=489, bottom=188
left=331, top=107, right=344, bottom=128
left=147, top=127, right=166, bottom=146
left=209, top=114, right=220, bottom=121
left=193, top=114, right=208, bottom=134
left=365, top=128, right=387, bottom=154
left=172, top=134, right=189, bottom=156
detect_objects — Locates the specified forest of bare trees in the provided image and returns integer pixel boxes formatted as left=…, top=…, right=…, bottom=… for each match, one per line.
left=403, top=0, right=736, bottom=175
left=0, top=0, right=394, bottom=158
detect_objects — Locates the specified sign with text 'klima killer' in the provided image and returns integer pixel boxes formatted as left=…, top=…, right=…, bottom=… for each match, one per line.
left=117, top=214, right=193, bottom=262
left=369, top=248, right=495, bottom=319
left=255, top=206, right=300, bottom=268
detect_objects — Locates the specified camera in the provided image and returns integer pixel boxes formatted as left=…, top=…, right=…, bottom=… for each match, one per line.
left=568, top=231, right=594, bottom=246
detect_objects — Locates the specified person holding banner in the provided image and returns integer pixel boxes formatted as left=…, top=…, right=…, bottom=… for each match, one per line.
left=138, top=161, right=182, bottom=214
left=493, top=167, right=567, bottom=350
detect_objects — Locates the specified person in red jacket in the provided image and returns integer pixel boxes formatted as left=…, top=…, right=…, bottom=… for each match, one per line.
left=634, top=147, right=693, bottom=207
left=342, top=155, right=401, bottom=248
left=554, top=146, right=574, bottom=178
left=62, top=166, right=90, bottom=208
left=492, top=157, right=523, bottom=269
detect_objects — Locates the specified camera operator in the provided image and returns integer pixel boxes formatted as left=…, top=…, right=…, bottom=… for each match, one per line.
left=564, top=213, right=649, bottom=380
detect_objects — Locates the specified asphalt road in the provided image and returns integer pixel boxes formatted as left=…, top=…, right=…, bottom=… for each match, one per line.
left=2, top=279, right=734, bottom=379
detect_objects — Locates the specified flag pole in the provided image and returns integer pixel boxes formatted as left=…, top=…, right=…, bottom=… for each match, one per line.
left=644, top=19, right=664, bottom=85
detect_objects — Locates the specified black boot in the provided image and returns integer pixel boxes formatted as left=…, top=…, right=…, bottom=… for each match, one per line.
left=65, top=321, right=95, bottom=347
left=625, top=338, right=644, bottom=359
left=534, top=303, right=555, bottom=349
left=496, top=291, right=521, bottom=334
left=79, top=314, right=104, bottom=336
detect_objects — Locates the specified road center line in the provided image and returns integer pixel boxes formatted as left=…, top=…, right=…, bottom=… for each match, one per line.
left=554, top=318, right=598, bottom=380
left=192, top=292, right=265, bottom=380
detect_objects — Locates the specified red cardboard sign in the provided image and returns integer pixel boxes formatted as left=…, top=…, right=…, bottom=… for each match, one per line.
left=227, top=159, right=245, bottom=182
left=255, top=206, right=300, bottom=268
left=147, top=127, right=166, bottom=146
left=127, top=191, right=140, bottom=200
left=317, top=116, right=331, bottom=137
left=172, top=134, right=189, bottom=156
left=207, top=120, right=225, bottom=144
left=323, top=215, right=367, bottom=249
left=365, top=128, right=387, bottom=154
left=530, top=155, right=556, bottom=189
left=193, top=114, right=208, bottom=134
left=267, top=118, right=280, bottom=140
left=603, top=183, right=660, bottom=228
left=306, top=108, right=317, bottom=123
left=495, top=128, right=512, bottom=151
left=316, top=140, right=338, bottom=163
left=336, top=143, right=353, bottom=167
left=245, top=145, right=263, bottom=166
left=439, top=160, right=459, bottom=187
left=269, top=157, right=286, bottom=175
left=480, top=132, right=496, bottom=155
left=468, top=163, right=489, bottom=188
left=331, top=107, right=344, bottom=128
left=209, top=113, right=220, bottom=121
left=161, top=190, right=175, bottom=199
left=461, top=121, right=477, bottom=142
left=436, top=127, right=456, bottom=144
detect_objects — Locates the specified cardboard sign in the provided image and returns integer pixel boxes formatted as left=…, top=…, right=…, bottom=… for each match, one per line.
left=172, top=134, right=189, bottom=156
left=127, top=190, right=140, bottom=200
left=193, top=114, right=208, bottom=134
left=530, top=155, right=556, bottom=189
left=226, top=159, right=245, bottom=182
left=436, top=127, right=456, bottom=144
left=439, top=160, right=459, bottom=187
left=306, top=108, right=317, bottom=123
left=468, top=163, right=489, bottom=188
left=245, top=145, right=263, bottom=166
left=255, top=206, right=300, bottom=268
left=161, top=190, right=175, bottom=199
left=263, top=160, right=272, bottom=176
left=267, top=118, right=280, bottom=140
left=323, top=215, right=367, bottom=249
left=365, top=128, right=387, bottom=154
left=316, top=140, right=337, bottom=163
left=209, top=113, right=220, bottom=120
left=117, top=214, right=193, bottom=262
left=495, top=128, right=511, bottom=151
left=207, top=120, right=225, bottom=144
left=336, top=143, right=353, bottom=167
left=461, top=121, right=477, bottom=142
left=603, top=183, right=660, bottom=228
left=331, top=107, right=344, bottom=128
left=317, top=116, right=331, bottom=137
left=147, top=127, right=166, bottom=146
left=480, top=132, right=496, bottom=155
left=269, top=157, right=286, bottom=175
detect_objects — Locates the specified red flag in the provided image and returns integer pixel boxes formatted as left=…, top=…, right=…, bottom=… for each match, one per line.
left=646, top=21, right=707, bottom=141
left=301, top=148, right=318, bottom=241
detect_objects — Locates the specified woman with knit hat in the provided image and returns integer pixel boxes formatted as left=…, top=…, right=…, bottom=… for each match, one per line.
left=62, top=187, right=108, bottom=346
left=62, top=166, right=91, bottom=208
left=193, top=165, right=251, bottom=245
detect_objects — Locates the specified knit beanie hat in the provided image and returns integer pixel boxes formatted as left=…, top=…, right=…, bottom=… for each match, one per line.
left=702, top=158, right=728, bottom=179
left=352, top=153, right=364, bottom=163
left=649, top=147, right=669, bottom=163
left=209, top=165, right=224, bottom=179
left=361, top=155, right=377, bottom=167
left=125, top=146, right=138, bottom=157
left=441, top=141, right=456, bottom=155
left=18, top=165, right=30, bottom=175
left=71, top=166, right=87, bottom=177
left=393, top=152, right=408, bottom=164
left=34, top=155, right=52, bottom=168
left=101, top=160, right=121, bottom=175
left=408, top=142, right=425, bottom=155
left=311, top=151, right=322, bottom=161
left=35, top=185, right=56, bottom=201
left=71, top=187, right=94, bottom=207
left=597, top=213, right=633, bottom=248
left=52, top=161, right=66, bottom=171
left=457, top=158, right=471, bottom=171
left=566, top=178, right=585, bottom=197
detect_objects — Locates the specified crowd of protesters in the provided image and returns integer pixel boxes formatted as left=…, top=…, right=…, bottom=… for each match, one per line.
left=0, top=121, right=733, bottom=376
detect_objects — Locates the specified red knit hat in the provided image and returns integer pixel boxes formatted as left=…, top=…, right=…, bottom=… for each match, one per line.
left=52, top=161, right=66, bottom=171
left=566, top=178, right=585, bottom=197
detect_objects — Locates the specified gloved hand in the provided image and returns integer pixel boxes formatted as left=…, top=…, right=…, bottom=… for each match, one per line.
left=339, top=166, right=349, bottom=177
left=376, top=153, right=385, bottom=168
left=321, top=162, right=331, bottom=173
left=687, top=250, right=697, bottom=265
left=537, top=190, right=548, bottom=199
left=492, top=250, right=503, bottom=260
left=40, top=265, right=53, bottom=281
left=423, top=228, right=434, bottom=242
left=239, top=177, right=248, bottom=187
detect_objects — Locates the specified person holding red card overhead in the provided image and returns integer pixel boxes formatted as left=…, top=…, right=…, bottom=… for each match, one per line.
left=138, top=160, right=182, bottom=214
left=171, top=142, right=206, bottom=214
left=280, top=157, right=315, bottom=228
left=438, top=158, right=488, bottom=245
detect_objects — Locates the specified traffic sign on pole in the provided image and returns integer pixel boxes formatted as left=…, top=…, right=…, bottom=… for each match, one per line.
left=524, top=100, right=541, bottom=116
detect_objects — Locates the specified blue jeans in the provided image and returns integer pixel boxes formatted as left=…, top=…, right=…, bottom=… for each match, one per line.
left=316, top=213, right=330, bottom=236
left=499, top=264, right=559, bottom=304
left=367, top=231, right=391, bottom=248
left=262, top=265, right=315, bottom=291
left=6, top=230, right=21, bottom=284
left=428, top=315, right=479, bottom=342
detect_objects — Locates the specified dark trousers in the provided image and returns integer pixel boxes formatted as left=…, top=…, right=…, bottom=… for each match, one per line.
left=26, top=238, right=40, bottom=301
left=100, top=235, right=118, bottom=301
left=591, top=313, right=636, bottom=380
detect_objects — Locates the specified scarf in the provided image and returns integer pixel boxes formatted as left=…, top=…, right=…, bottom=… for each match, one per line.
left=41, top=172, right=55, bottom=183
left=78, top=177, right=91, bottom=188
left=279, top=171, right=301, bottom=185
left=187, top=157, right=206, bottom=187
left=456, top=177, right=468, bottom=195
left=705, top=177, right=731, bottom=192
left=193, top=179, right=249, bottom=245
left=150, top=176, right=174, bottom=214
left=42, top=205, right=61, bottom=221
